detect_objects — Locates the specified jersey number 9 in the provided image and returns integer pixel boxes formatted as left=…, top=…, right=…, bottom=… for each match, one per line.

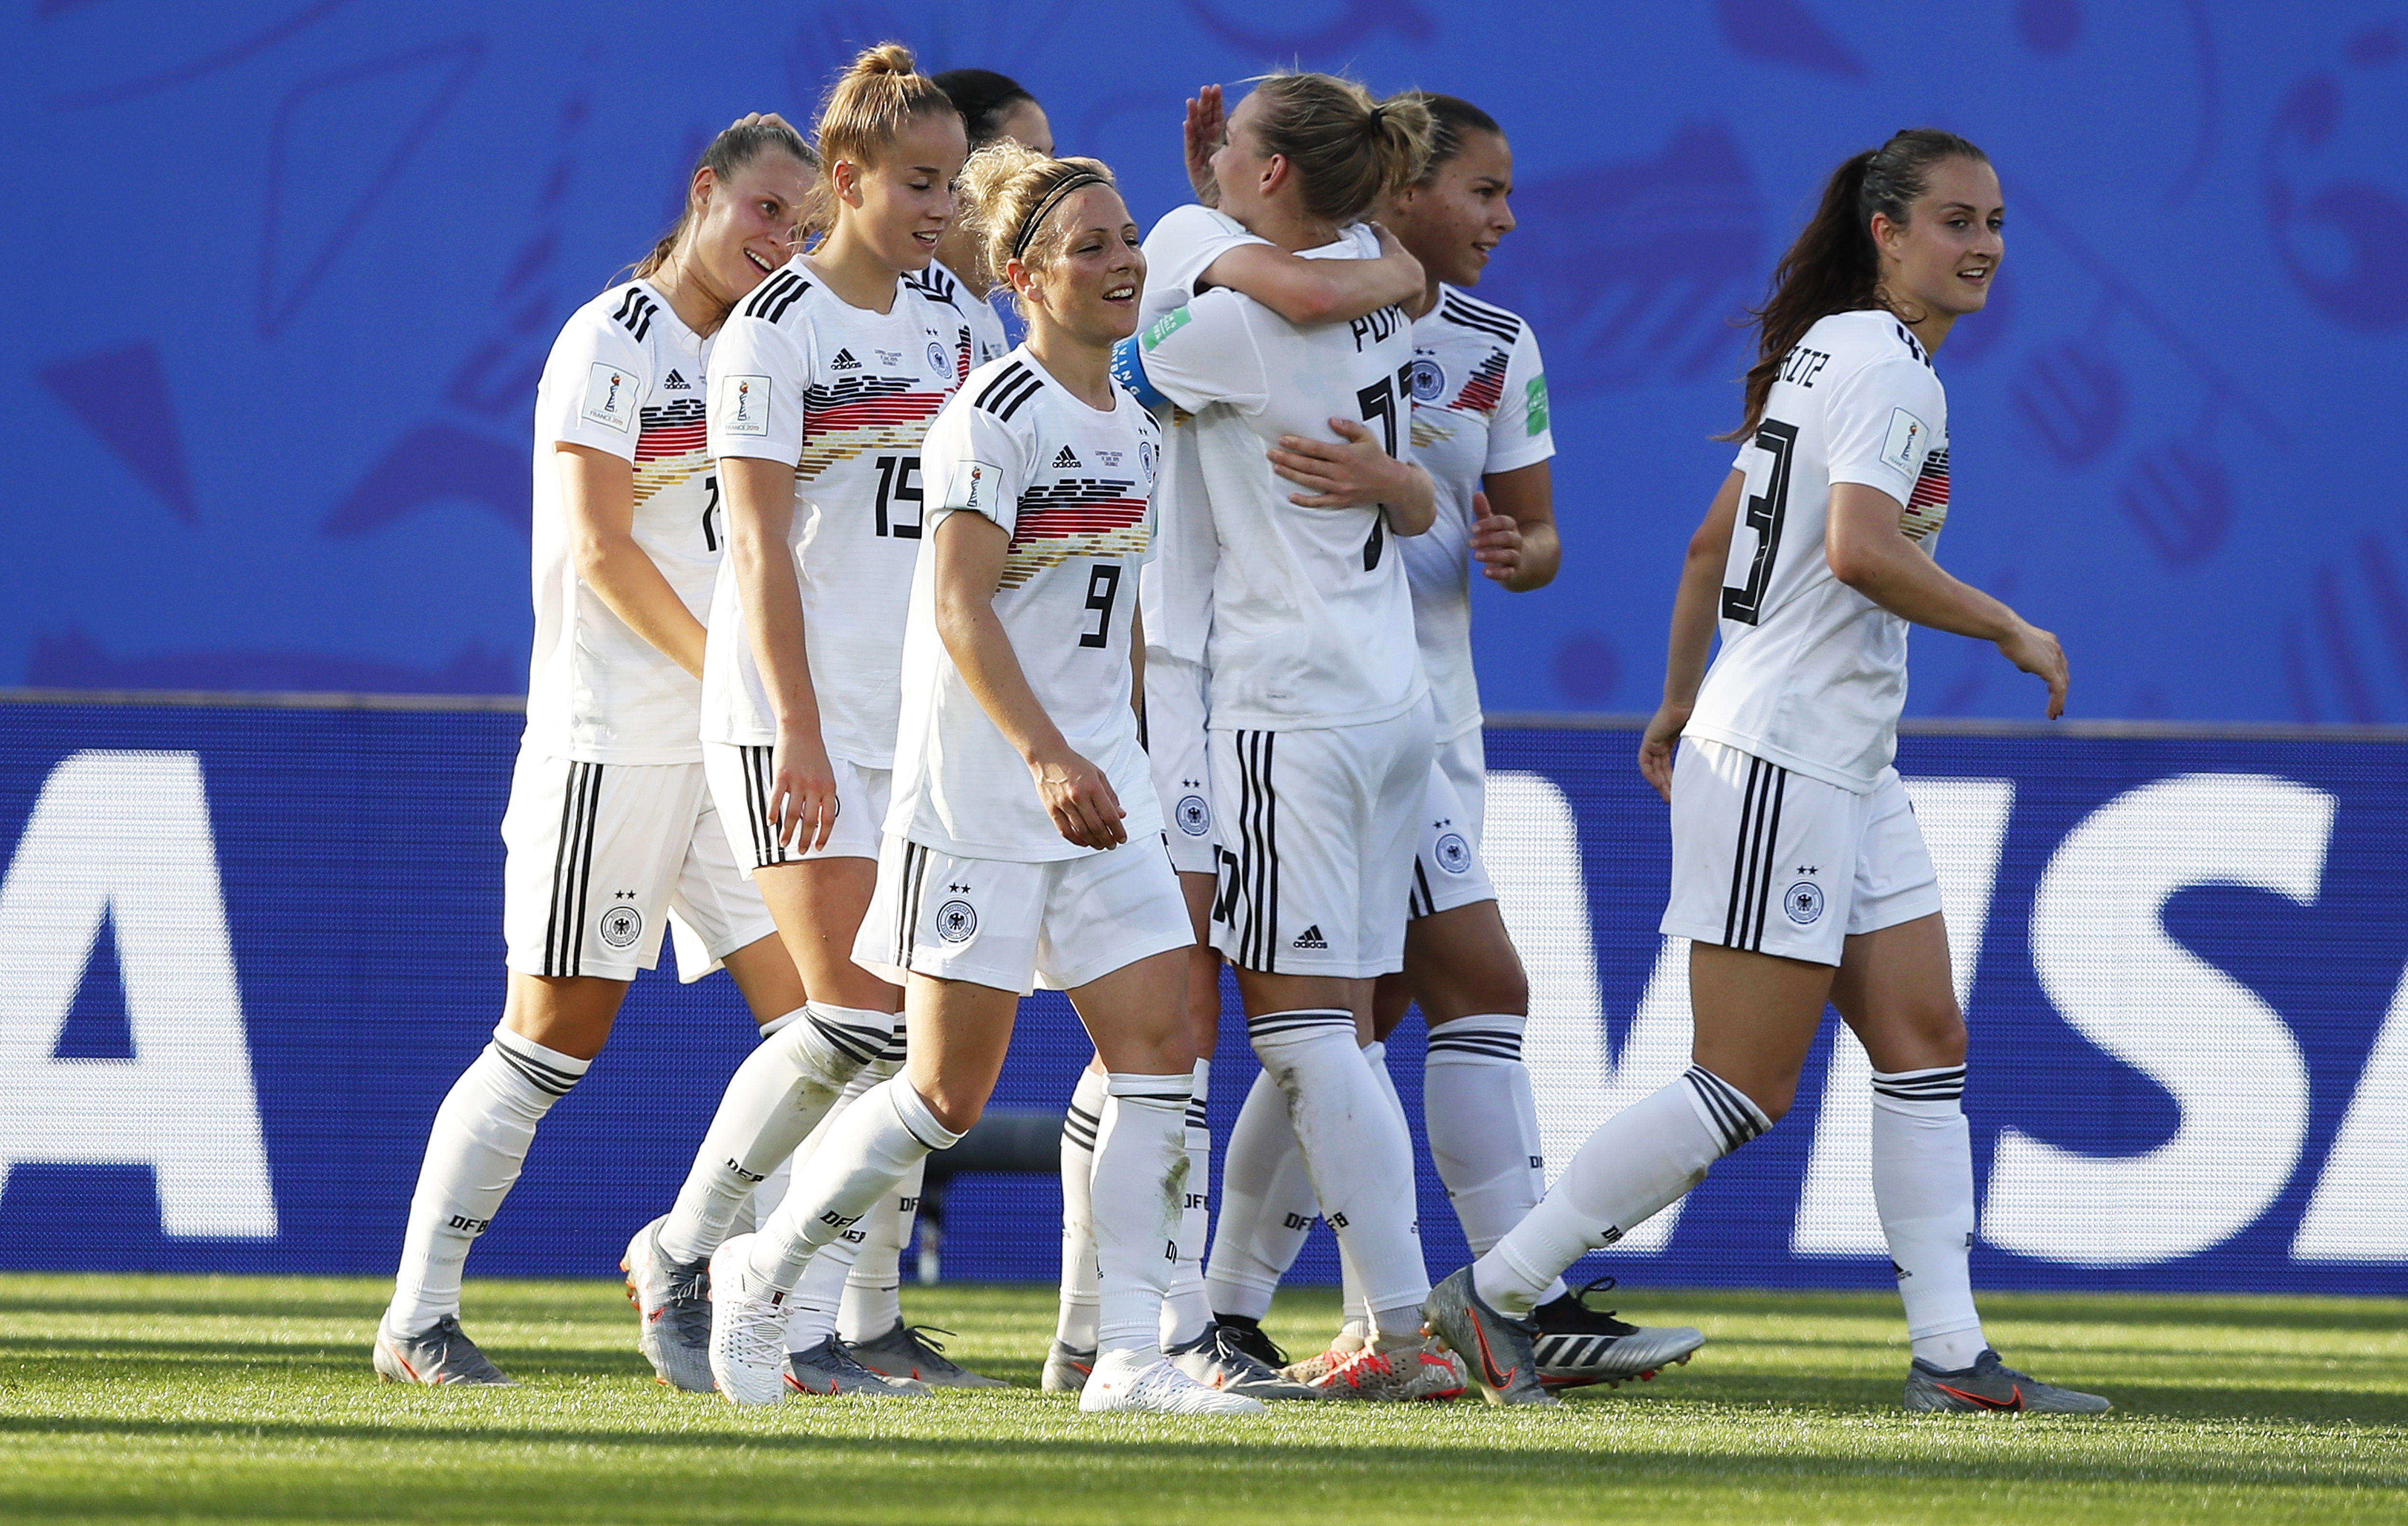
left=1079, top=564, right=1123, bottom=649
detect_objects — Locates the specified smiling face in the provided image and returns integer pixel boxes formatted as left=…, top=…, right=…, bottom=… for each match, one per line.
left=683, top=151, right=812, bottom=302
left=831, top=109, right=969, bottom=273
left=1390, top=128, right=1515, bottom=288
left=1012, top=184, right=1145, bottom=348
left=1874, top=155, right=2004, bottom=321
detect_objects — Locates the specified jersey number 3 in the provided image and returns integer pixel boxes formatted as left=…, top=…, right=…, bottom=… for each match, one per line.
left=1721, top=419, right=1797, bottom=626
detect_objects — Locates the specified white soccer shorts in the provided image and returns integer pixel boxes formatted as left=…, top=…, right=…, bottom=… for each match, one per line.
left=1207, top=701, right=1435, bottom=979
left=852, top=833, right=1194, bottom=996
left=500, top=750, right=777, bottom=982
left=1433, top=725, right=1487, bottom=847
left=1407, top=753, right=1497, bottom=920
left=703, top=742, right=890, bottom=872
left=1660, top=736, right=1941, bottom=967
left=1145, top=650, right=1217, bottom=876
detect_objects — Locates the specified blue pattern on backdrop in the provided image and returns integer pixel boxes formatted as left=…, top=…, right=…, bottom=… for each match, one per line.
left=4, top=702, right=2406, bottom=1294
left=3, top=3, right=2404, bottom=721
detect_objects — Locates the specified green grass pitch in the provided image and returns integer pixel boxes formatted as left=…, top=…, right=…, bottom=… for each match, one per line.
left=3, top=1275, right=2405, bottom=1524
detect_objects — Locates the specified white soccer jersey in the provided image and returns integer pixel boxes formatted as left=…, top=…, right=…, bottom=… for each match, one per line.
left=1130, top=237, right=1426, bottom=731
left=1685, top=309, right=1952, bottom=793
left=523, top=279, right=719, bottom=764
left=700, top=260, right=966, bottom=765
left=1132, top=205, right=1270, bottom=666
left=910, top=259, right=1011, bottom=372
left=890, top=349, right=1165, bottom=861
left=1404, top=285, right=1555, bottom=742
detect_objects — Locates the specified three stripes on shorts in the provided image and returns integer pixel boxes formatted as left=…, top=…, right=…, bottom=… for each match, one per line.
left=1720, top=752, right=1791, bottom=953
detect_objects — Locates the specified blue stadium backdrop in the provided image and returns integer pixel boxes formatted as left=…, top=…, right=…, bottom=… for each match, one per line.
left=5, top=700, right=2408, bottom=1296
left=3, top=2, right=2407, bottom=721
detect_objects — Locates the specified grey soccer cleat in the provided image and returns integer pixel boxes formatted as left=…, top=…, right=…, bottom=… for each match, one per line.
left=783, top=1337, right=931, bottom=1398
left=848, top=1323, right=1007, bottom=1389
left=1903, top=1348, right=2112, bottom=1414
left=1421, top=1266, right=1556, bottom=1407
left=622, top=1215, right=714, bottom=1392
left=1532, top=1277, right=1706, bottom=1390
left=1041, top=1339, right=1097, bottom=1394
left=373, top=1314, right=515, bottom=1386
left=1167, top=1322, right=1322, bottom=1401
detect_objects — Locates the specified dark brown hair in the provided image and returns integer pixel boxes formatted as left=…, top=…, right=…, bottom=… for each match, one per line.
left=1397, top=92, right=1502, bottom=183
left=628, top=117, right=811, bottom=282
left=932, top=68, right=1038, bottom=148
left=1725, top=128, right=1989, bottom=438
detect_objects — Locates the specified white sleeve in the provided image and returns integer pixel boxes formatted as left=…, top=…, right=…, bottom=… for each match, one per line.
left=922, top=396, right=1033, bottom=539
left=1823, top=355, right=1944, bottom=504
left=540, top=311, right=646, bottom=461
left=1131, top=291, right=1269, bottom=415
left=1143, top=204, right=1269, bottom=304
left=1483, top=322, right=1555, bottom=476
left=707, top=313, right=811, bottom=463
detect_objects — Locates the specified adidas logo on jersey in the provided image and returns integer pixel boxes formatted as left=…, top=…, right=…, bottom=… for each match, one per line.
left=662, top=369, right=691, bottom=390
left=831, top=348, right=862, bottom=370
left=1053, top=446, right=1082, bottom=469
left=1291, top=924, right=1328, bottom=950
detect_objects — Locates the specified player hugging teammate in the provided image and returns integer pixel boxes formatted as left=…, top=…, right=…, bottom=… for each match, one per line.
left=375, top=42, right=2108, bottom=1419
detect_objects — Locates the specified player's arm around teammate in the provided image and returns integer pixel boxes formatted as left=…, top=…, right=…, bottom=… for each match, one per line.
left=1427, top=133, right=2098, bottom=1417
left=705, top=145, right=1258, bottom=1416
left=375, top=117, right=816, bottom=1389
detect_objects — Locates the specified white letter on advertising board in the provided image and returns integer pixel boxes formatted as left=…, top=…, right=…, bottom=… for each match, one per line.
left=0, top=750, right=279, bottom=1237
left=1984, top=773, right=2325, bottom=1266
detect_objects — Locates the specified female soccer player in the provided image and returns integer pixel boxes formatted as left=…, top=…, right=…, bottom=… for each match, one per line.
left=1042, top=79, right=1427, bottom=1402
left=705, top=141, right=1259, bottom=1416
left=803, top=69, right=1056, bottom=1389
left=619, top=44, right=969, bottom=1401
left=373, top=116, right=816, bottom=1387
left=1200, top=92, right=1705, bottom=1395
left=1423, top=130, right=2108, bottom=1415
left=918, top=68, right=1053, bottom=369
left=1116, top=74, right=1467, bottom=1403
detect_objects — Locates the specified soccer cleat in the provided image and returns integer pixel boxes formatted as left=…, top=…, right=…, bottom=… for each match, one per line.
left=706, top=1234, right=790, bottom=1407
left=1214, top=1318, right=1289, bottom=1371
left=1079, top=1349, right=1266, bottom=1415
left=1166, top=1322, right=1321, bottom=1401
left=1421, top=1266, right=1557, bottom=1407
left=1532, top=1277, right=1706, bottom=1389
left=1042, top=1340, right=1097, bottom=1394
left=622, top=1215, right=714, bottom=1393
left=1277, top=1329, right=1364, bottom=1386
left=783, top=1337, right=930, bottom=1398
left=848, top=1323, right=1007, bottom=1388
left=373, top=1315, right=515, bottom=1387
left=1305, top=1339, right=1467, bottom=1402
left=1903, top=1348, right=2112, bottom=1414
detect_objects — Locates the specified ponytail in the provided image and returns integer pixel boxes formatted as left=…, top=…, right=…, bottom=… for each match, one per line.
left=1245, top=72, right=1432, bottom=226
left=813, top=42, right=955, bottom=184
left=1725, top=128, right=1988, bottom=438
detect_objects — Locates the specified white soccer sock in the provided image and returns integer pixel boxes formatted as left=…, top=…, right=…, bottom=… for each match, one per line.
left=655, top=1001, right=892, bottom=1265
left=1248, top=1011, right=1429, bottom=1342
left=746, top=1075, right=960, bottom=1294
left=1477, top=1065, right=1766, bottom=1316
left=1203, top=1067, right=1318, bottom=1324
left=1159, top=1059, right=1215, bottom=1348
left=1053, top=1066, right=1108, bottom=1349
left=1870, top=1065, right=1987, bottom=1369
left=838, top=1154, right=923, bottom=1342
left=1092, top=1073, right=1191, bottom=1359
left=386, top=1026, right=589, bottom=1333
left=794, top=1053, right=903, bottom=1351
left=1355, top=1041, right=1427, bottom=1346
left=1425, top=1015, right=1567, bottom=1304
